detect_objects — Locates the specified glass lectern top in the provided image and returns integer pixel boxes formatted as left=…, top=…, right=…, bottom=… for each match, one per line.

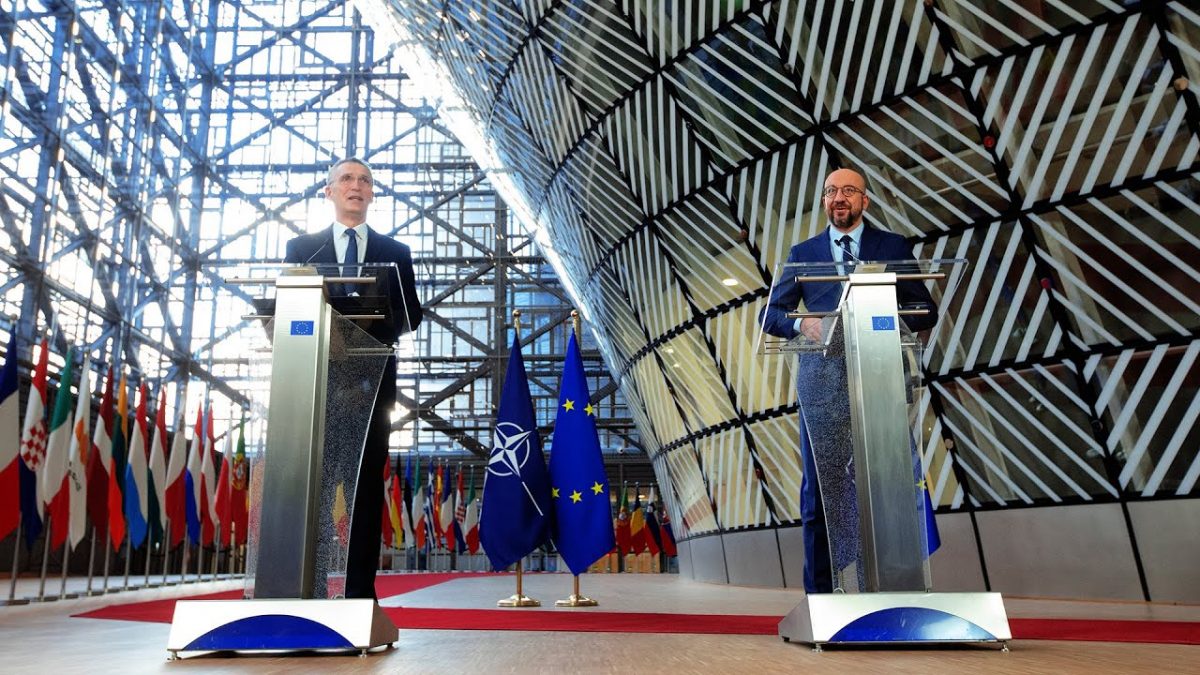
left=756, top=258, right=968, bottom=355
left=221, top=262, right=413, bottom=347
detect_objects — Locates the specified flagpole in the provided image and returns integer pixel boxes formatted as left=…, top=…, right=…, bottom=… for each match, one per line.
left=35, top=517, right=51, bottom=601
left=556, top=573, right=598, bottom=607
left=143, top=540, right=152, bottom=587
left=497, top=559, right=539, bottom=607
left=554, top=312, right=600, bottom=608
left=214, top=536, right=223, bottom=580
left=161, top=521, right=172, bottom=585
left=122, top=535, right=132, bottom=590
left=180, top=542, right=190, bottom=584
left=85, top=528, right=97, bottom=595
left=198, top=540, right=205, bottom=583
left=494, top=311, right=544, bottom=607
left=101, top=531, right=112, bottom=593
left=59, top=543, right=72, bottom=598
left=6, top=520, right=28, bottom=605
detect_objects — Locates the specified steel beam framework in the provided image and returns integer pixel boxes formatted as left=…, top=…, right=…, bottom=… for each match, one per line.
left=0, top=0, right=650, bottom=484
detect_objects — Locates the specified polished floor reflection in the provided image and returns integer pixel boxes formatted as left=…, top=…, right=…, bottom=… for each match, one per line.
left=2, top=572, right=1197, bottom=673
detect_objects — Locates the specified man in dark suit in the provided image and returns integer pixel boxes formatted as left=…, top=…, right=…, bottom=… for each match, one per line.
left=284, top=158, right=422, bottom=599
left=760, top=168, right=936, bottom=594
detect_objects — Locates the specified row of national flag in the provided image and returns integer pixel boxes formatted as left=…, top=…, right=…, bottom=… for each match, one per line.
left=613, top=485, right=677, bottom=557
left=478, top=331, right=674, bottom=576
left=378, top=454, right=483, bottom=556
left=0, top=335, right=249, bottom=555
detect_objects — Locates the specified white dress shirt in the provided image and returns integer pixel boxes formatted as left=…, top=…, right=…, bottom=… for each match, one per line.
left=333, top=221, right=369, bottom=265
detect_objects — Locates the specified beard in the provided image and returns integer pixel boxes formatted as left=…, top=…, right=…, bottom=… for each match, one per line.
left=825, top=201, right=862, bottom=230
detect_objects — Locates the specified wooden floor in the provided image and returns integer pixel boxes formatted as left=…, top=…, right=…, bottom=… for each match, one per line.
left=2, top=573, right=1197, bottom=674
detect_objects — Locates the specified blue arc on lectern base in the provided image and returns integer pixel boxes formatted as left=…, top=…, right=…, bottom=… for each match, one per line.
left=185, top=614, right=355, bottom=651
left=829, top=607, right=997, bottom=642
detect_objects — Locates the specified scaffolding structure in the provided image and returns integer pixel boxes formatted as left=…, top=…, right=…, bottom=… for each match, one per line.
left=0, top=0, right=649, bottom=487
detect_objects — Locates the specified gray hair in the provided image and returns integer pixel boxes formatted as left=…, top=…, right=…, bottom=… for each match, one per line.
left=326, top=157, right=373, bottom=186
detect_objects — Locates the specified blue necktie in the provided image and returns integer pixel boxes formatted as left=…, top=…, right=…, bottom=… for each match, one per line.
left=342, top=230, right=359, bottom=295
left=837, top=235, right=854, bottom=263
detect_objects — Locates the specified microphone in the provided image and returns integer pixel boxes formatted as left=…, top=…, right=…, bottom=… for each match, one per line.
left=836, top=236, right=862, bottom=264
left=303, top=238, right=331, bottom=265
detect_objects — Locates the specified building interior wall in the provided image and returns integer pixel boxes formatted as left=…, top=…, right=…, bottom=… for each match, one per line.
left=368, top=0, right=1200, bottom=601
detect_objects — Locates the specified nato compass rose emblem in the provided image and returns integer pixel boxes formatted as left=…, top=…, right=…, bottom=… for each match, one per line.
left=488, top=421, right=545, bottom=516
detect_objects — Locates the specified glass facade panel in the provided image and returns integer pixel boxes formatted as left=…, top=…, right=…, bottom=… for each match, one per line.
left=745, top=417, right=803, bottom=523
left=657, top=328, right=736, bottom=431
left=695, top=427, right=769, bottom=529
left=370, top=0, right=1200, bottom=582
left=1091, top=341, right=1200, bottom=498
left=933, top=366, right=1116, bottom=507
left=664, top=443, right=718, bottom=534
left=655, top=187, right=761, bottom=314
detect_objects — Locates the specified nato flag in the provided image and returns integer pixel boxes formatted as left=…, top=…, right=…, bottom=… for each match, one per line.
left=549, top=333, right=615, bottom=575
left=480, top=335, right=551, bottom=571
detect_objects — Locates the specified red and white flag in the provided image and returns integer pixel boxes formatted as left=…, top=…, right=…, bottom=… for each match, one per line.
left=18, top=340, right=50, bottom=546
left=147, top=388, right=169, bottom=539
left=200, top=406, right=218, bottom=546
left=163, top=409, right=187, bottom=547
left=85, top=367, right=114, bottom=541
left=66, top=356, right=92, bottom=549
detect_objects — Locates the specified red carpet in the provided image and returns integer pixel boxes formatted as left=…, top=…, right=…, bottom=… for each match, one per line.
left=1008, top=618, right=1200, bottom=645
left=73, top=572, right=495, bottom=623
left=72, top=575, right=1200, bottom=645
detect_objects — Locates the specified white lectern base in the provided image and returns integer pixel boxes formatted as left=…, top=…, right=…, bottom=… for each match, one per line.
left=778, top=592, right=1010, bottom=651
left=167, top=598, right=398, bottom=659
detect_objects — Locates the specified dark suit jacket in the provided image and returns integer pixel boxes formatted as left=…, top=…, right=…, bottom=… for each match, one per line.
left=284, top=225, right=423, bottom=403
left=760, top=224, right=937, bottom=339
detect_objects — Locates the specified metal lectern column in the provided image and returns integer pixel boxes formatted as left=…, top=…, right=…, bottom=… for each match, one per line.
left=255, top=275, right=332, bottom=599
left=842, top=272, right=925, bottom=592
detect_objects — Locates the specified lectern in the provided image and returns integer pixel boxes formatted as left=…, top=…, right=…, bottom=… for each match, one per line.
left=168, top=264, right=402, bottom=659
left=761, top=258, right=1011, bottom=650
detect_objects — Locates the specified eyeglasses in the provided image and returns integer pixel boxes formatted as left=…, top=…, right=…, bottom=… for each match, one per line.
left=336, top=173, right=374, bottom=187
left=822, top=185, right=865, bottom=198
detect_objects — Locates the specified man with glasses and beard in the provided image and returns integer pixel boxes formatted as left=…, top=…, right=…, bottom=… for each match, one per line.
left=759, top=167, right=937, bottom=594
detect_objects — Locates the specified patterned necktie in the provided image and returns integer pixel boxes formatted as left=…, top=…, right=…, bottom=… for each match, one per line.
left=837, top=234, right=854, bottom=263
left=342, top=229, right=359, bottom=295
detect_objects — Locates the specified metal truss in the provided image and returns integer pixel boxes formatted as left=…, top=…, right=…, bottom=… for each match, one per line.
left=0, top=0, right=648, bottom=484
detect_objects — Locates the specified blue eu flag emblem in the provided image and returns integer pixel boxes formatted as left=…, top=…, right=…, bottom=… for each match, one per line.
left=290, top=320, right=314, bottom=336
left=871, top=316, right=896, bottom=331
left=548, top=333, right=616, bottom=575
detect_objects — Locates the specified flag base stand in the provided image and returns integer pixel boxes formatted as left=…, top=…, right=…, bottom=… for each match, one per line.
left=555, top=575, right=598, bottom=606
left=778, top=592, right=1010, bottom=651
left=497, top=594, right=541, bottom=607
left=497, top=562, right=539, bottom=607
left=167, top=598, right=398, bottom=659
left=555, top=594, right=597, bottom=607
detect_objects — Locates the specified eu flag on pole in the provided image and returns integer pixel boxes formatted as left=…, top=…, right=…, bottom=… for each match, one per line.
left=548, top=333, right=614, bottom=575
left=480, top=334, right=551, bottom=571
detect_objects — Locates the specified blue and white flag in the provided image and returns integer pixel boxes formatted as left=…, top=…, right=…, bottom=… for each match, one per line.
left=480, top=334, right=551, bottom=571
left=549, top=333, right=615, bottom=575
